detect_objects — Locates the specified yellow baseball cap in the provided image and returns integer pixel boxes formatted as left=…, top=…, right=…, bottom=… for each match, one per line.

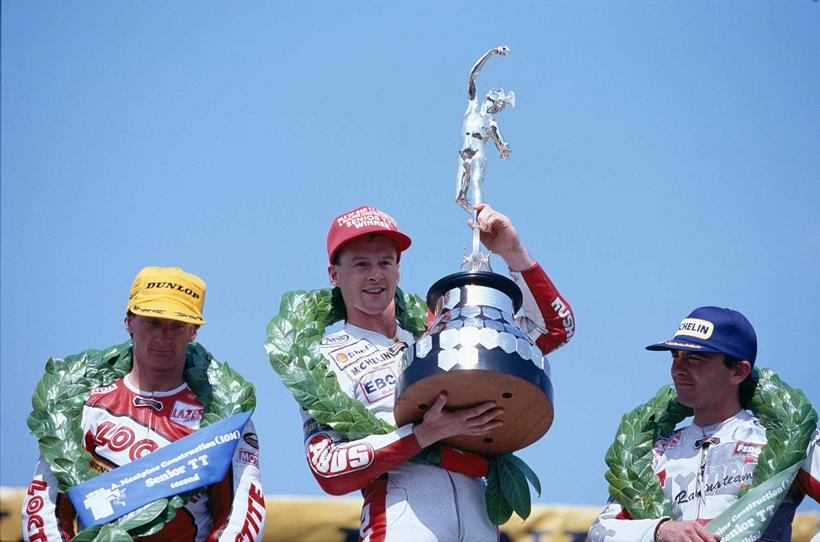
left=126, top=267, right=206, bottom=325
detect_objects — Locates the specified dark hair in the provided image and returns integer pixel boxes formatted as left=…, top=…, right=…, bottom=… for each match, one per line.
left=723, top=354, right=757, bottom=408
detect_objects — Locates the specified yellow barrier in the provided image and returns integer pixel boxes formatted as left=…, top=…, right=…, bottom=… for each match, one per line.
left=2, top=487, right=817, bottom=541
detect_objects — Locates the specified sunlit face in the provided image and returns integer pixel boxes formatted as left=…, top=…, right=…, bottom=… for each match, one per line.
left=670, top=350, right=737, bottom=410
left=126, top=314, right=197, bottom=375
left=328, top=235, right=400, bottom=326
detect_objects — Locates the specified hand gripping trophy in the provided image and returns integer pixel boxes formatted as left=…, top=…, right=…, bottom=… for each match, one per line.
left=394, top=46, right=555, bottom=455
left=457, top=45, right=516, bottom=271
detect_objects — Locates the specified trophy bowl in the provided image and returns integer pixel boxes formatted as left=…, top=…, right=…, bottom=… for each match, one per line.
left=394, top=271, right=554, bottom=455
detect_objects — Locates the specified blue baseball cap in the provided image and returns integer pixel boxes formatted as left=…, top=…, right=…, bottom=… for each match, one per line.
left=646, top=306, right=757, bottom=364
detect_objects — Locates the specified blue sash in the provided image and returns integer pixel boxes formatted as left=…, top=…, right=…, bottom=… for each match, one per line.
left=68, top=411, right=252, bottom=528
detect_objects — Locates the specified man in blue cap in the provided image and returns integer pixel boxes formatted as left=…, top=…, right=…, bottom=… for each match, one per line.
left=589, top=306, right=819, bottom=542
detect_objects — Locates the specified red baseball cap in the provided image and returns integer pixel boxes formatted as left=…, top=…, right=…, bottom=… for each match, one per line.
left=327, top=205, right=412, bottom=264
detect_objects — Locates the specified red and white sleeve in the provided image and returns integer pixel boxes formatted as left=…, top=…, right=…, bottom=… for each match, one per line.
left=21, top=456, right=77, bottom=542
left=510, top=262, right=575, bottom=355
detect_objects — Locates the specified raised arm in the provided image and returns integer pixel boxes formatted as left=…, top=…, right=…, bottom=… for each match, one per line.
left=473, top=203, right=575, bottom=354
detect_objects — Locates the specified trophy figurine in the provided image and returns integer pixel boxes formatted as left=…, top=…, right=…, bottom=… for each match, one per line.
left=455, top=45, right=516, bottom=272
left=394, top=46, right=554, bottom=455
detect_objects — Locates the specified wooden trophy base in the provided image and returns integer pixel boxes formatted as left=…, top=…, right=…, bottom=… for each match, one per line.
left=394, top=369, right=553, bottom=455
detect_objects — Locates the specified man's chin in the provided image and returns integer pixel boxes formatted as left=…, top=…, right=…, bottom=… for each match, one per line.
left=674, top=393, right=696, bottom=408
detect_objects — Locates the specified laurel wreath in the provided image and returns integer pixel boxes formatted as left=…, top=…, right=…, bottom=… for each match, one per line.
left=27, top=341, right=256, bottom=542
left=604, top=368, right=818, bottom=519
left=265, top=287, right=542, bottom=525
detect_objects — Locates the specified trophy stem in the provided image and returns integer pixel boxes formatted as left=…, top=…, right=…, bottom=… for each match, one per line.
left=470, top=210, right=481, bottom=271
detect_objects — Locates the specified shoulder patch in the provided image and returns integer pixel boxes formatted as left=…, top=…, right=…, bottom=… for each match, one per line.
left=303, top=418, right=322, bottom=441
left=654, top=430, right=683, bottom=453
left=243, top=432, right=260, bottom=449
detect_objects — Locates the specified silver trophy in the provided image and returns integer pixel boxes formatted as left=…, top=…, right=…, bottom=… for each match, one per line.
left=395, top=47, right=553, bottom=455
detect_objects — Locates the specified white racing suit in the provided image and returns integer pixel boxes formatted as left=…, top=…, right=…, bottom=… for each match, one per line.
left=588, top=410, right=820, bottom=542
left=301, top=263, right=575, bottom=542
left=21, top=376, right=266, bottom=542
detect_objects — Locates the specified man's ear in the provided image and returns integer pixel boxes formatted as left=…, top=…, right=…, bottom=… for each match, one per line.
left=328, top=264, right=338, bottom=286
left=125, top=313, right=134, bottom=337
left=189, top=325, right=198, bottom=343
left=731, top=360, right=753, bottom=384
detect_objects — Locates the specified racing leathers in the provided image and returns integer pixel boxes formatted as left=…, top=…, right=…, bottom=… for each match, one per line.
left=300, top=263, right=574, bottom=542
left=588, top=410, right=820, bottom=542
left=22, top=376, right=266, bottom=542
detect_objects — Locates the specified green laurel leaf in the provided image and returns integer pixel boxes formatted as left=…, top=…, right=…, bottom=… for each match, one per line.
left=505, top=453, right=542, bottom=496
left=499, top=457, right=532, bottom=520
left=93, top=525, right=132, bottom=542
left=114, top=499, right=170, bottom=532
left=71, top=525, right=104, bottom=542
left=128, top=495, right=186, bottom=538
left=485, top=459, right=513, bottom=525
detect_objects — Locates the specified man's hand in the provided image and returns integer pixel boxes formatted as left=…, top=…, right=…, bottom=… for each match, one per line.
left=470, top=203, right=535, bottom=271
left=655, top=520, right=720, bottom=542
left=412, top=393, right=504, bottom=449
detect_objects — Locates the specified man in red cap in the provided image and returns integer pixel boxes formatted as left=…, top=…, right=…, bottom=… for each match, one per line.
left=301, top=204, right=575, bottom=541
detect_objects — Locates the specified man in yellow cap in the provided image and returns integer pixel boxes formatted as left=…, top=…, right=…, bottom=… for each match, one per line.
left=22, top=267, right=266, bottom=542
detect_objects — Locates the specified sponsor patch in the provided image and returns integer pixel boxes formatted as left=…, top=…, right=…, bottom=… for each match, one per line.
left=343, top=342, right=408, bottom=379
left=238, top=449, right=259, bottom=467
left=320, top=333, right=351, bottom=347
left=674, top=318, right=714, bottom=340
left=733, top=441, right=763, bottom=457
left=358, top=367, right=397, bottom=404
left=306, top=434, right=374, bottom=477
left=133, top=396, right=163, bottom=411
left=91, top=383, right=118, bottom=395
left=329, top=339, right=379, bottom=371
left=244, top=432, right=259, bottom=449
left=550, top=297, right=575, bottom=341
left=654, top=430, right=683, bottom=453
left=90, top=459, right=113, bottom=473
left=170, top=401, right=203, bottom=428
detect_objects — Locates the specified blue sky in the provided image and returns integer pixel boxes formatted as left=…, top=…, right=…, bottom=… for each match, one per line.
left=2, top=1, right=818, bottom=515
